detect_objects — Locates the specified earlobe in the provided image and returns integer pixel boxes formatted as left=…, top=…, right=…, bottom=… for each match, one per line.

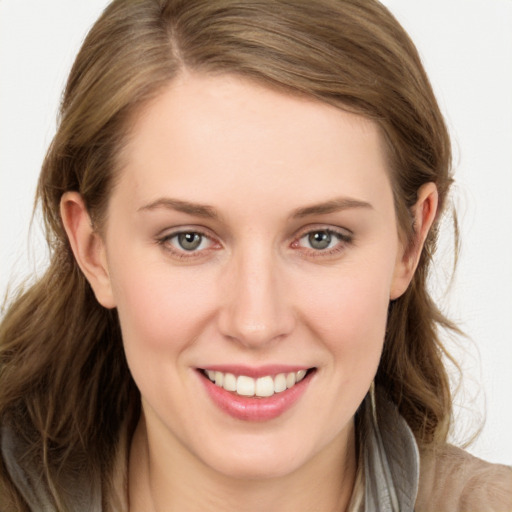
left=390, top=182, right=439, bottom=300
left=60, top=192, right=116, bottom=308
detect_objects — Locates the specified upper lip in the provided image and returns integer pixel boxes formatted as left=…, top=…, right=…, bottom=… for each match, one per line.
left=198, top=364, right=314, bottom=378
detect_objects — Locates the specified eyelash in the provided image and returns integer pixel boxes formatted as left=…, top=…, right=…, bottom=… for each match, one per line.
left=156, top=227, right=353, bottom=260
left=292, top=227, right=353, bottom=258
left=156, top=229, right=219, bottom=260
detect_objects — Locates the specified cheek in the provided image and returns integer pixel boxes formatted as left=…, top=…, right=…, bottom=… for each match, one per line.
left=323, top=280, right=388, bottom=371
left=109, top=262, right=220, bottom=414
left=304, top=261, right=393, bottom=338
left=298, top=254, right=395, bottom=375
left=109, top=258, right=217, bottom=355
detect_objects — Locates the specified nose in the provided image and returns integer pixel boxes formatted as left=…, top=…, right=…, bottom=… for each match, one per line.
left=217, top=245, right=295, bottom=349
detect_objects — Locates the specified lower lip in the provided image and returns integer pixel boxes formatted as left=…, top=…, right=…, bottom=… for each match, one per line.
left=199, top=371, right=314, bottom=422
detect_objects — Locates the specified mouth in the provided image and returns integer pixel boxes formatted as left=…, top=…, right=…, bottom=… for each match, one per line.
left=197, top=366, right=316, bottom=421
left=199, top=367, right=316, bottom=398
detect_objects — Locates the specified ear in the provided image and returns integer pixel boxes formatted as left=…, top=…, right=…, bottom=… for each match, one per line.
left=390, top=182, right=438, bottom=300
left=60, top=192, right=116, bottom=308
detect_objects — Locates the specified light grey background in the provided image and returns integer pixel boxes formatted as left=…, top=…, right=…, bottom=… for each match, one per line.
left=1, top=0, right=511, bottom=464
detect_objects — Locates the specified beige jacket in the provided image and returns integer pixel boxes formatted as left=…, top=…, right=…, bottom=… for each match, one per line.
left=347, top=393, right=512, bottom=512
left=416, top=444, right=512, bottom=512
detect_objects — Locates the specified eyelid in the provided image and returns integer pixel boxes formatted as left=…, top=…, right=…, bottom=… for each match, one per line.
left=292, top=224, right=353, bottom=241
left=155, top=224, right=352, bottom=260
left=290, top=225, right=354, bottom=256
left=156, top=226, right=221, bottom=258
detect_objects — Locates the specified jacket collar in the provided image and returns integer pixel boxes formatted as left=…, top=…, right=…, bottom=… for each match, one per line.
left=357, top=388, right=420, bottom=512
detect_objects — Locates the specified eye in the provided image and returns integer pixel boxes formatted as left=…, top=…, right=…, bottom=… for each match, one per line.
left=293, top=227, right=352, bottom=255
left=305, top=230, right=336, bottom=250
left=173, top=232, right=208, bottom=251
left=159, top=230, right=216, bottom=255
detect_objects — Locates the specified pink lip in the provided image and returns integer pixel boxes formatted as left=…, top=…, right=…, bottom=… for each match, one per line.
left=198, top=368, right=314, bottom=422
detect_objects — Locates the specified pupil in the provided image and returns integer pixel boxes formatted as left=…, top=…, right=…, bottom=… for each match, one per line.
left=178, top=232, right=201, bottom=250
left=309, top=231, right=331, bottom=250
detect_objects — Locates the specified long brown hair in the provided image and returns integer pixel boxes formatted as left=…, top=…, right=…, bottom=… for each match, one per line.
left=0, top=0, right=457, bottom=509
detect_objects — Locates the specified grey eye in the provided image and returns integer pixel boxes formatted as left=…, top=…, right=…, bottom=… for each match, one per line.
left=308, top=231, right=332, bottom=250
left=177, top=232, right=203, bottom=251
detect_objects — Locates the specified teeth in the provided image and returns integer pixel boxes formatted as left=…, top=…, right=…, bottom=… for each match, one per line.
left=255, top=376, right=274, bottom=397
left=204, top=369, right=309, bottom=397
left=274, top=373, right=287, bottom=393
left=296, top=369, right=307, bottom=381
left=237, top=375, right=255, bottom=396
left=223, top=373, right=237, bottom=392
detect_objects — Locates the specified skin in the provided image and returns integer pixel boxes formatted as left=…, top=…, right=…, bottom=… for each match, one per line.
left=61, top=72, right=437, bottom=511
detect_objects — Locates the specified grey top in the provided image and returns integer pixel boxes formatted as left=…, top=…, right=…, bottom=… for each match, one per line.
left=1, top=390, right=420, bottom=512
left=359, top=389, right=419, bottom=512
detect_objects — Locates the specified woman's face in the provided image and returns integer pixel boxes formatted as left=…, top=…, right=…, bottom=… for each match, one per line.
left=97, top=73, right=413, bottom=478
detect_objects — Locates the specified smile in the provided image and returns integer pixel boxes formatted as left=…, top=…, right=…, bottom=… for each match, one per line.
left=202, top=369, right=309, bottom=397
left=198, top=366, right=316, bottom=421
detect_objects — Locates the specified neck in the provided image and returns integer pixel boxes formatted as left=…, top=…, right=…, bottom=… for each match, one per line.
left=128, top=414, right=357, bottom=512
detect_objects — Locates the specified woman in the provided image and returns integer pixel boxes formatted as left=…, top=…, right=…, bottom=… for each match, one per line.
left=0, top=0, right=510, bottom=511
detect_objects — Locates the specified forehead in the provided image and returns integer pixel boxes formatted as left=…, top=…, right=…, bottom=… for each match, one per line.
left=114, top=72, right=394, bottom=215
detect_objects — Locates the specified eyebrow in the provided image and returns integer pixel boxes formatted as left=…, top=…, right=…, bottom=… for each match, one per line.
left=138, top=198, right=219, bottom=219
left=290, top=197, right=373, bottom=218
left=138, top=196, right=373, bottom=219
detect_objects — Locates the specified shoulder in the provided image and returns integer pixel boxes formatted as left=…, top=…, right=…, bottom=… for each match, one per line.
left=416, top=444, right=512, bottom=512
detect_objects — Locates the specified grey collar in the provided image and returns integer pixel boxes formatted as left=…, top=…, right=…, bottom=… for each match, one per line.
left=356, top=388, right=420, bottom=512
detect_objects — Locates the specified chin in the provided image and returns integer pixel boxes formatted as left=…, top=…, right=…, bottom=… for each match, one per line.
left=196, top=428, right=334, bottom=482
left=207, top=452, right=304, bottom=481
